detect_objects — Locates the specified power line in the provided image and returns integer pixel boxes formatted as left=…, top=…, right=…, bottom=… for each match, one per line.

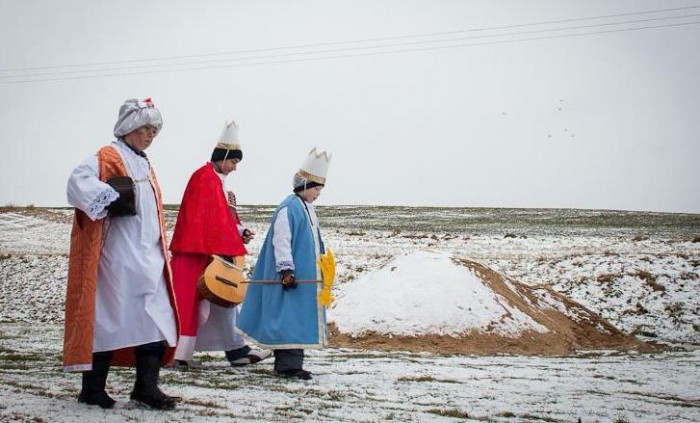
left=1, top=13, right=699, bottom=84
left=2, top=4, right=699, bottom=74
left=3, top=12, right=699, bottom=80
left=3, top=21, right=698, bottom=84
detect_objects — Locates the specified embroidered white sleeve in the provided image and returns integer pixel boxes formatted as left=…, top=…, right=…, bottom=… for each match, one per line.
left=272, top=207, right=294, bottom=272
left=66, top=154, right=120, bottom=221
left=86, top=188, right=119, bottom=220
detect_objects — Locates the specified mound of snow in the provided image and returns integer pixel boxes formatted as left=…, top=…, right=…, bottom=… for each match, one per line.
left=329, top=251, right=547, bottom=337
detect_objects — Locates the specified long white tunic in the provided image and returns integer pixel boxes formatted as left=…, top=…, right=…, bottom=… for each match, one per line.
left=66, top=140, right=177, bottom=352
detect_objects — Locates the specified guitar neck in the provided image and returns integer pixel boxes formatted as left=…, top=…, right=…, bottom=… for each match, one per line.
left=244, top=280, right=322, bottom=284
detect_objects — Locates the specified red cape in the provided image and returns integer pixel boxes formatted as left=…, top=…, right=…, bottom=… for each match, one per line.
left=170, top=163, right=247, bottom=256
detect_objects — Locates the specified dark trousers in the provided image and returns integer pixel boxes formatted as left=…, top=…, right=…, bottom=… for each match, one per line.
left=81, top=350, right=114, bottom=394
left=273, top=349, right=304, bottom=372
left=135, top=340, right=167, bottom=356
left=133, top=340, right=166, bottom=391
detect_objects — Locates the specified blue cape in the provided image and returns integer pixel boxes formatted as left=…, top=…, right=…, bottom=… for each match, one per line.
left=237, top=195, right=327, bottom=348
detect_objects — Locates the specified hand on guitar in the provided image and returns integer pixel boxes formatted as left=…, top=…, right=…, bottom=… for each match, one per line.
left=280, top=269, right=297, bottom=290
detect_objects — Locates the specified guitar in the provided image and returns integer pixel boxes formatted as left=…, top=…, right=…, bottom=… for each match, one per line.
left=197, top=255, right=247, bottom=308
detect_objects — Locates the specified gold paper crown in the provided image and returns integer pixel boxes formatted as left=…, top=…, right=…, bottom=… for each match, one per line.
left=297, top=148, right=331, bottom=184
left=217, top=120, right=241, bottom=150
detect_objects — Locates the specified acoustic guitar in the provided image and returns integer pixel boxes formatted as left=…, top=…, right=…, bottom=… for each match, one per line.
left=197, top=255, right=247, bottom=308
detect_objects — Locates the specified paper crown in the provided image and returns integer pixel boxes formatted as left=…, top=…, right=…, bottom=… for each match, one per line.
left=216, top=120, right=241, bottom=150
left=297, top=148, right=331, bottom=184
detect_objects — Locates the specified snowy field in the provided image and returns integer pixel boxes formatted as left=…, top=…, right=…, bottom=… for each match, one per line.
left=1, top=206, right=699, bottom=422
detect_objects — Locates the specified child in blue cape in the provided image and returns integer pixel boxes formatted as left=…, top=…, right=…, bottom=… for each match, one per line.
left=237, top=148, right=331, bottom=380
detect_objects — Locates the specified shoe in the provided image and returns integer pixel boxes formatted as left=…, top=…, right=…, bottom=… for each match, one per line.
left=78, top=351, right=115, bottom=409
left=226, top=346, right=272, bottom=367
left=78, top=391, right=116, bottom=409
left=275, top=369, right=312, bottom=380
left=132, top=345, right=177, bottom=410
left=130, top=389, right=176, bottom=410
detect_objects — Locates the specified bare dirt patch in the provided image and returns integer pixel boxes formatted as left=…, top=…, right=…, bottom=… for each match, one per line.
left=328, top=324, right=656, bottom=356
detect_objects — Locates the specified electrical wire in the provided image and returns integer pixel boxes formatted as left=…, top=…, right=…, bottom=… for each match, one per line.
left=3, top=11, right=699, bottom=80
left=1, top=6, right=699, bottom=84
left=2, top=4, right=698, bottom=74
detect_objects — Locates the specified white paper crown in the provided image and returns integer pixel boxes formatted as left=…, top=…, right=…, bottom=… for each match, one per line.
left=216, top=120, right=241, bottom=150
left=297, top=147, right=331, bottom=184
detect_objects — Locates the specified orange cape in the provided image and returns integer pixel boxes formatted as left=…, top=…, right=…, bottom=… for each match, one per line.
left=62, top=146, right=180, bottom=371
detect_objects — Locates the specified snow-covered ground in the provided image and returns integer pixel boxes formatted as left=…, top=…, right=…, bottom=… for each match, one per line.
left=1, top=206, right=699, bottom=422
left=1, top=323, right=699, bottom=422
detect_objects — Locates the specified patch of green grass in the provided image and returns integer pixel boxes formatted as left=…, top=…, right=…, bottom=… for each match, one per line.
left=232, top=205, right=700, bottom=238
left=6, top=380, right=72, bottom=401
left=518, top=414, right=561, bottom=422
left=180, top=398, right=225, bottom=409
left=273, top=404, right=315, bottom=419
left=163, top=373, right=242, bottom=391
left=326, top=390, right=344, bottom=401
left=618, top=379, right=645, bottom=386
left=397, top=375, right=460, bottom=384
left=0, top=356, right=32, bottom=371
left=195, top=408, right=219, bottom=417
left=624, top=391, right=700, bottom=408
left=192, top=353, right=225, bottom=363
left=426, top=408, right=470, bottom=418
left=1, top=351, right=45, bottom=362
left=247, top=367, right=276, bottom=376
left=397, top=375, right=435, bottom=382
left=3, top=413, right=47, bottom=423
left=329, top=352, right=396, bottom=360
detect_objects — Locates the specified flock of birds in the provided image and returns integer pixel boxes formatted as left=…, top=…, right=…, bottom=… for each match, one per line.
left=501, top=98, right=577, bottom=140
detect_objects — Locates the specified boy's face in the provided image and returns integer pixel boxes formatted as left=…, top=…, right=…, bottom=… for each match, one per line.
left=300, top=186, right=323, bottom=203
left=220, top=158, right=240, bottom=175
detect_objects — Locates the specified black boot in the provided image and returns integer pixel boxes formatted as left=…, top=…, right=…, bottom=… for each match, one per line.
left=130, top=342, right=176, bottom=410
left=78, top=351, right=116, bottom=409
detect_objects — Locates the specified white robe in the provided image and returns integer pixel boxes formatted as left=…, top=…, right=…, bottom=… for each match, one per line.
left=186, top=302, right=246, bottom=353
left=66, top=140, right=177, bottom=352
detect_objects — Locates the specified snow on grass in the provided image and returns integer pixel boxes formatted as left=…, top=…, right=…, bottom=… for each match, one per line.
left=1, top=208, right=698, bottom=343
left=0, top=212, right=71, bottom=255
left=1, top=323, right=699, bottom=422
left=1, top=207, right=699, bottom=422
left=492, top=254, right=700, bottom=343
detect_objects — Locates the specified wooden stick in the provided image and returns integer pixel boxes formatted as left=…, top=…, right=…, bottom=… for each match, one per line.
left=241, top=280, right=322, bottom=284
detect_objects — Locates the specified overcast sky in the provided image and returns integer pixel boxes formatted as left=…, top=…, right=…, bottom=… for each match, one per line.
left=1, top=0, right=698, bottom=213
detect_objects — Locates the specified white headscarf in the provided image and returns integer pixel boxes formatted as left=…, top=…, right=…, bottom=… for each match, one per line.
left=113, top=98, right=163, bottom=138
